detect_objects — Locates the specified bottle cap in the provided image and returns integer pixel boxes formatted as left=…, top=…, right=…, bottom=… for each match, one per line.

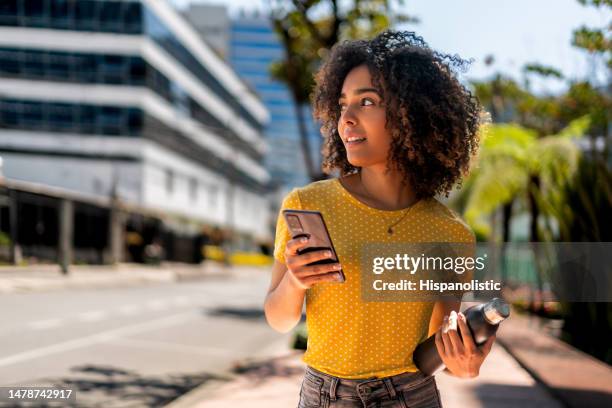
left=483, top=298, right=510, bottom=325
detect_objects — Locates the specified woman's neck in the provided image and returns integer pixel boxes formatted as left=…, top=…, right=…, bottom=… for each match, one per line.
left=358, top=167, right=418, bottom=210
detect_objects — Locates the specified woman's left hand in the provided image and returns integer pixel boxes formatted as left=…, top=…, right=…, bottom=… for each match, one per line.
left=434, top=310, right=495, bottom=378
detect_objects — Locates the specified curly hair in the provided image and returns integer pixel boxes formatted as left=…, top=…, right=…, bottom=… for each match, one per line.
left=312, top=31, right=483, bottom=198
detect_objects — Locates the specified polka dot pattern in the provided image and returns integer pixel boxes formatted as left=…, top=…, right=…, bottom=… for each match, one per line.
left=273, top=178, right=475, bottom=379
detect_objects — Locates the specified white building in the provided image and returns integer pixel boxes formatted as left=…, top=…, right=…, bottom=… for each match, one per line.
left=0, top=0, right=273, bottom=244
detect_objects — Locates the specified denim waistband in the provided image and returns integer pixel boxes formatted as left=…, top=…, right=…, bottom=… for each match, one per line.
left=304, top=365, right=429, bottom=402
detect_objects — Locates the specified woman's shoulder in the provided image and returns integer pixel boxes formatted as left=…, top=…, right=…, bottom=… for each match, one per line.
left=299, top=178, right=338, bottom=194
left=290, top=178, right=339, bottom=200
left=280, top=178, right=339, bottom=209
left=421, top=197, right=476, bottom=243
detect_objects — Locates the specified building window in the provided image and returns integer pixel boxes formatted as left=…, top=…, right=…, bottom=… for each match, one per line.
left=48, top=51, right=71, bottom=79
left=22, top=50, right=44, bottom=77
left=23, top=0, right=47, bottom=27
left=127, top=108, right=143, bottom=135
left=124, top=1, right=142, bottom=34
left=47, top=103, right=74, bottom=131
left=0, top=46, right=261, bottom=161
left=0, top=0, right=19, bottom=25
left=75, top=0, right=98, bottom=31
left=99, top=106, right=122, bottom=135
left=50, top=0, right=71, bottom=29
left=0, top=99, right=144, bottom=137
left=100, top=54, right=125, bottom=84
left=99, top=1, right=121, bottom=32
left=21, top=101, right=44, bottom=126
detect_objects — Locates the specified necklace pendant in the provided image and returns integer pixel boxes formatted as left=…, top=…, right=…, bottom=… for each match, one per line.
left=387, top=227, right=393, bottom=234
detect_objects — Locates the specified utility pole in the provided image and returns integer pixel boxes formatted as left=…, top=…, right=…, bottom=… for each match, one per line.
left=59, top=198, right=73, bottom=274
left=108, top=169, right=125, bottom=265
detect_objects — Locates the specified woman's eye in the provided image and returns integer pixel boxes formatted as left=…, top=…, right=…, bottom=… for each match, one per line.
left=339, top=103, right=347, bottom=111
left=362, top=98, right=375, bottom=106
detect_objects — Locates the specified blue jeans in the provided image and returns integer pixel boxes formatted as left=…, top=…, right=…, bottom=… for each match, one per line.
left=298, top=366, right=443, bottom=408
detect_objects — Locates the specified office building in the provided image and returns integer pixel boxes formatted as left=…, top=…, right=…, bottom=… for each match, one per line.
left=0, top=0, right=273, bottom=262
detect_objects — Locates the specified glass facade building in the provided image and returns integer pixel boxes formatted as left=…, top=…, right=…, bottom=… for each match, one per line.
left=229, top=16, right=322, bottom=190
left=0, top=0, right=272, bottom=240
left=0, top=0, right=143, bottom=33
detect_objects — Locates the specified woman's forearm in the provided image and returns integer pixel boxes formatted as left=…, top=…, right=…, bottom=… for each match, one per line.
left=264, top=271, right=306, bottom=333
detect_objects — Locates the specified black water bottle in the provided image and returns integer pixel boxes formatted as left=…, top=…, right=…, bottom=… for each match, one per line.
left=413, top=298, right=510, bottom=376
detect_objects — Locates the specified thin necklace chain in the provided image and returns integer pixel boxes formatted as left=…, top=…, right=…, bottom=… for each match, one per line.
left=359, top=171, right=414, bottom=235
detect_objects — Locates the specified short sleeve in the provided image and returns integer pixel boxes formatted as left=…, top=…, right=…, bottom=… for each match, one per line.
left=452, top=225, right=477, bottom=297
left=437, top=221, right=476, bottom=300
left=273, top=188, right=302, bottom=264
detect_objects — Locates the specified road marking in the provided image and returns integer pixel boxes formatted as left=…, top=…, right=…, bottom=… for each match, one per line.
left=27, top=318, right=64, bottom=330
left=0, top=312, right=196, bottom=368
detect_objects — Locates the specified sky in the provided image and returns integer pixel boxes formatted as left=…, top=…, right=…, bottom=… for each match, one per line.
left=170, top=0, right=610, bottom=95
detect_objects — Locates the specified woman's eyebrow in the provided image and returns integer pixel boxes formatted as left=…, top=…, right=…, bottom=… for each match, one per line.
left=339, top=88, right=381, bottom=98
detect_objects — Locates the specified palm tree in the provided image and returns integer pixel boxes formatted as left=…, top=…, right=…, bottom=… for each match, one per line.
left=454, top=116, right=590, bottom=307
left=459, top=116, right=591, bottom=241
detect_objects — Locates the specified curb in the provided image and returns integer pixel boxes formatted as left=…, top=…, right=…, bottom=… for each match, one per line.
left=0, top=263, right=269, bottom=294
left=496, top=311, right=612, bottom=408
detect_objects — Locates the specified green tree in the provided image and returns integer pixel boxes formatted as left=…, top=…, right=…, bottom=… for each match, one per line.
left=573, top=0, right=611, bottom=69
left=460, top=116, right=590, bottom=241
left=557, top=157, right=612, bottom=364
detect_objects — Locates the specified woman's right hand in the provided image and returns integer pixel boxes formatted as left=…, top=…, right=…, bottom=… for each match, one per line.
left=284, top=235, right=343, bottom=290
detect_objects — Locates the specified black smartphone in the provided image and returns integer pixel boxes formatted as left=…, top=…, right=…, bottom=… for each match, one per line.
left=282, top=209, right=345, bottom=282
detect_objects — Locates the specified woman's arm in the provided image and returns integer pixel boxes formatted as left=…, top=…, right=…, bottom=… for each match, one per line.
left=264, top=236, right=342, bottom=333
left=263, top=260, right=307, bottom=333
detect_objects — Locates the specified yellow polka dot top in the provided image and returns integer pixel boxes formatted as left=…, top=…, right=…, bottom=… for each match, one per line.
left=273, top=178, right=475, bottom=379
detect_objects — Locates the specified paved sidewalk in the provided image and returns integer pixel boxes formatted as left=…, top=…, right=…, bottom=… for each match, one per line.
left=0, top=262, right=267, bottom=293
left=166, top=315, right=566, bottom=408
left=496, top=311, right=612, bottom=408
left=166, top=309, right=612, bottom=408
left=166, top=344, right=560, bottom=408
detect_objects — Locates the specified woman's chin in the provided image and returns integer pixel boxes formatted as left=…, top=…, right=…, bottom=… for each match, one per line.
left=347, top=154, right=378, bottom=169
left=347, top=158, right=365, bottom=168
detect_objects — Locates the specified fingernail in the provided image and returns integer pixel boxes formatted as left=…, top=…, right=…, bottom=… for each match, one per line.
left=336, top=273, right=342, bottom=280
left=301, top=237, right=308, bottom=243
left=325, top=251, right=332, bottom=257
left=334, top=264, right=342, bottom=270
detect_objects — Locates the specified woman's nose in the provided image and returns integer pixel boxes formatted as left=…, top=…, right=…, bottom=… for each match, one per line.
left=341, top=105, right=358, bottom=126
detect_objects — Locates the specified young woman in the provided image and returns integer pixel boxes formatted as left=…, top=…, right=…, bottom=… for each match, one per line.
left=264, top=31, right=494, bottom=408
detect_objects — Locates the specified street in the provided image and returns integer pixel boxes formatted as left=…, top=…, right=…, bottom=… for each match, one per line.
left=0, top=271, right=286, bottom=407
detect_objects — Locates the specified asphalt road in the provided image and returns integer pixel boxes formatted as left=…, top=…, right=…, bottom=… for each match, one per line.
left=0, top=271, right=290, bottom=407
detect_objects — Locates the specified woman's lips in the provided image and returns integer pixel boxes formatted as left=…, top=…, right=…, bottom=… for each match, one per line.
left=344, top=131, right=367, bottom=148
left=345, top=138, right=366, bottom=148
left=344, top=130, right=367, bottom=147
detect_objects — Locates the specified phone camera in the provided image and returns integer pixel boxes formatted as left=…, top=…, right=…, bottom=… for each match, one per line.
left=287, top=215, right=303, bottom=231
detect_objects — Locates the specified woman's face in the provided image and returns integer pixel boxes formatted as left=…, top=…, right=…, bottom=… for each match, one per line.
left=337, top=64, right=391, bottom=169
